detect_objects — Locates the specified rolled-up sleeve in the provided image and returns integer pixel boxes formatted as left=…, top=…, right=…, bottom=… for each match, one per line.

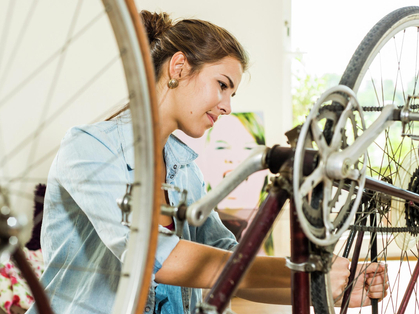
left=56, top=126, right=131, bottom=261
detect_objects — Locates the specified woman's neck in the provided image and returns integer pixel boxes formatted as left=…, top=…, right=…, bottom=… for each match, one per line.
left=159, top=112, right=176, bottom=148
left=157, top=85, right=178, bottom=148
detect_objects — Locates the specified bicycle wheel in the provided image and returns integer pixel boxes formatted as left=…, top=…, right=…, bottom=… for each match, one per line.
left=0, top=1, right=160, bottom=314
left=312, top=6, right=419, bottom=314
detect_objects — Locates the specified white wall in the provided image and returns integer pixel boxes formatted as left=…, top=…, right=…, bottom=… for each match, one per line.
left=135, top=0, right=293, bottom=148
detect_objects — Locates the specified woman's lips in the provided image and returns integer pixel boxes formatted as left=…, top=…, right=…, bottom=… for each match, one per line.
left=206, top=113, right=216, bottom=126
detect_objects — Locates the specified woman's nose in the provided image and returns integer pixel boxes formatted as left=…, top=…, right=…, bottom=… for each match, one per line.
left=218, top=96, right=232, bottom=115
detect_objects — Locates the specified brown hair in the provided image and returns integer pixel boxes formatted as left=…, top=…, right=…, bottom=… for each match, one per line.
left=107, top=11, right=248, bottom=120
left=141, top=10, right=249, bottom=80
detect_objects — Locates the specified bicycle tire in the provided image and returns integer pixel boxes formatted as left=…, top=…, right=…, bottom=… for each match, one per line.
left=312, top=6, right=419, bottom=314
left=0, top=1, right=160, bottom=314
left=105, top=1, right=161, bottom=314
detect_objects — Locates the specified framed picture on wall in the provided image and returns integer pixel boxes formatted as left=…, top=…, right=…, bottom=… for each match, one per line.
left=176, top=112, right=273, bottom=255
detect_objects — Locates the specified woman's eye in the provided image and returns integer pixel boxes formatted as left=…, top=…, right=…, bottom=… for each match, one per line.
left=218, top=81, right=228, bottom=90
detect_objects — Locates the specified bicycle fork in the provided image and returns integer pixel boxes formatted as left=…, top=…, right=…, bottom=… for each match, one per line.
left=196, top=182, right=290, bottom=314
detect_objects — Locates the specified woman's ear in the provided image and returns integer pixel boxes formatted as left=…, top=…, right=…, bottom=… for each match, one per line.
left=168, top=51, right=191, bottom=80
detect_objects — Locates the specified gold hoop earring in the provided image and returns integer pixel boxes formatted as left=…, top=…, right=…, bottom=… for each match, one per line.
left=168, top=78, right=179, bottom=89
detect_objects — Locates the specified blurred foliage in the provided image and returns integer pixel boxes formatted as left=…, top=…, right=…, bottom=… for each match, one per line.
left=291, top=57, right=339, bottom=126
left=292, top=55, right=418, bottom=181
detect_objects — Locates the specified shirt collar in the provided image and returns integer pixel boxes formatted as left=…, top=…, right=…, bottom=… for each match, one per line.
left=164, top=134, right=198, bottom=168
left=118, top=110, right=198, bottom=170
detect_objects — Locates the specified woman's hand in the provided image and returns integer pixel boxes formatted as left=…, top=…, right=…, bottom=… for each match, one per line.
left=330, top=255, right=351, bottom=302
left=347, top=263, right=388, bottom=307
left=330, top=256, right=389, bottom=308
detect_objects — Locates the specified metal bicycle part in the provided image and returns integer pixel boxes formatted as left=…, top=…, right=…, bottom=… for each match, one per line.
left=186, top=145, right=268, bottom=227
left=293, top=85, right=367, bottom=246
left=313, top=6, right=419, bottom=314
left=160, top=183, right=188, bottom=237
left=0, top=1, right=160, bottom=314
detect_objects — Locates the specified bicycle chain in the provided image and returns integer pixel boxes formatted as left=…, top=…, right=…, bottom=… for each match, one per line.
left=319, top=104, right=419, bottom=113
left=349, top=225, right=419, bottom=233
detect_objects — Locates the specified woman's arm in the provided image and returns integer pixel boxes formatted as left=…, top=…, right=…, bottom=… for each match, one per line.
left=156, top=242, right=388, bottom=307
left=155, top=240, right=290, bottom=289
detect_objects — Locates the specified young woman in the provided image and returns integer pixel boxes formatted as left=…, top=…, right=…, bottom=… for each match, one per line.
left=27, top=10, right=388, bottom=314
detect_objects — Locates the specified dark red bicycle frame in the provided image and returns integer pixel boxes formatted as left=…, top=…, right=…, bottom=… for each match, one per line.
left=195, top=145, right=419, bottom=314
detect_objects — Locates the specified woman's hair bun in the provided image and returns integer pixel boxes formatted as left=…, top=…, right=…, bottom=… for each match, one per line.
left=140, top=10, right=172, bottom=44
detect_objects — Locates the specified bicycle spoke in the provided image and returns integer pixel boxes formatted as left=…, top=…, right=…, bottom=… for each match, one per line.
left=0, top=9, right=106, bottom=108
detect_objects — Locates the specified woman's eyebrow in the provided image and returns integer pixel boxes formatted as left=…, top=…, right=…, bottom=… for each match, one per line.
left=222, top=74, right=234, bottom=89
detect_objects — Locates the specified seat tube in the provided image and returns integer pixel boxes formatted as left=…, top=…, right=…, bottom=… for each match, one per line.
left=290, top=198, right=310, bottom=314
left=198, top=187, right=289, bottom=314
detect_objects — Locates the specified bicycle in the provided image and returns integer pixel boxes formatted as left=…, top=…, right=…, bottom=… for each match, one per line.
left=0, top=1, right=160, bottom=314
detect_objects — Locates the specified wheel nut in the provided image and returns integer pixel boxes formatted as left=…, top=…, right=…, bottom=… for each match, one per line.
left=342, top=159, right=351, bottom=176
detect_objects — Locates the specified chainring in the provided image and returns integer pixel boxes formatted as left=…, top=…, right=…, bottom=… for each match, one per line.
left=293, top=85, right=367, bottom=246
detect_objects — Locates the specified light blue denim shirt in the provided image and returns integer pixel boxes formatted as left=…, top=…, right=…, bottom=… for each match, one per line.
left=26, top=111, right=237, bottom=314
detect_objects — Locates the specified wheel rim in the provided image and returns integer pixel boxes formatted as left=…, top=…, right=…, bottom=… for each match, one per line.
left=0, top=1, right=159, bottom=314
left=336, top=6, right=419, bottom=314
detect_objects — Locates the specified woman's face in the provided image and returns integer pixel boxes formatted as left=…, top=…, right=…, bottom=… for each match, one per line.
left=172, top=57, right=243, bottom=138
left=204, top=115, right=267, bottom=210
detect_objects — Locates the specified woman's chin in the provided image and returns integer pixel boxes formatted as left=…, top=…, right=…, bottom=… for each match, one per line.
left=184, top=129, right=206, bottom=139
